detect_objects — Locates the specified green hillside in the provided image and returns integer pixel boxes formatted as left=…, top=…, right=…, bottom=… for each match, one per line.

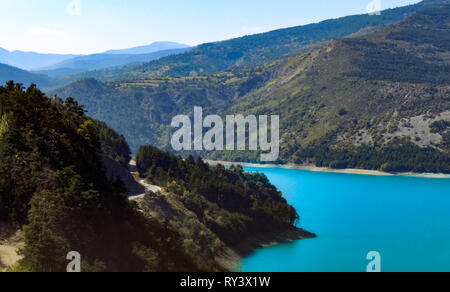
left=227, top=4, right=450, bottom=172
left=50, top=72, right=269, bottom=152
left=51, top=5, right=450, bottom=173
left=71, top=0, right=450, bottom=81
left=1, top=82, right=304, bottom=271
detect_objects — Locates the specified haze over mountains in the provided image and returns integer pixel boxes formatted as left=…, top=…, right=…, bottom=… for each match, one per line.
left=0, top=63, right=56, bottom=89
left=33, top=41, right=191, bottom=77
left=0, top=42, right=190, bottom=89
left=34, top=47, right=192, bottom=78
left=0, top=41, right=189, bottom=72
left=0, top=47, right=79, bottom=71
left=103, top=41, right=189, bottom=55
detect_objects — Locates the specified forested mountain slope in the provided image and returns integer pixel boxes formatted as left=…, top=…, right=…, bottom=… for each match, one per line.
left=0, top=82, right=198, bottom=271
left=50, top=72, right=269, bottom=152
left=70, top=0, right=450, bottom=81
left=226, top=4, right=450, bottom=172
left=1, top=82, right=304, bottom=271
left=134, top=146, right=312, bottom=271
left=52, top=5, right=450, bottom=173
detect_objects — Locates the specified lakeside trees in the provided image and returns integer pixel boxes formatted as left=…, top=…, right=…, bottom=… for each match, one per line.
left=136, top=145, right=299, bottom=247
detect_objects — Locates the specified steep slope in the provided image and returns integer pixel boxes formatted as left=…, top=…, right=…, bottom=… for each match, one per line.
left=49, top=74, right=260, bottom=152
left=70, top=0, right=450, bottom=81
left=227, top=5, right=450, bottom=172
left=0, top=82, right=198, bottom=272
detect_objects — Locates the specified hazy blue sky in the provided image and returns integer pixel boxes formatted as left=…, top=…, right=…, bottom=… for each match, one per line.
left=0, top=0, right=421, bottom=54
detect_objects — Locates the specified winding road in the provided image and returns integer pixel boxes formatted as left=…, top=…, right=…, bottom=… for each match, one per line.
left=128, top=160, right=162, bottom=201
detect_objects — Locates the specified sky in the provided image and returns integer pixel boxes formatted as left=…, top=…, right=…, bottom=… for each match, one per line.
left=0, top=0, right=422, bottom=55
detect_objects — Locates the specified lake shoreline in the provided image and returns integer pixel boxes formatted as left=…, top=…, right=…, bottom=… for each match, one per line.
left=216, top=227, right=317, bottom=272
left=205, top=160, right=450, bottom=179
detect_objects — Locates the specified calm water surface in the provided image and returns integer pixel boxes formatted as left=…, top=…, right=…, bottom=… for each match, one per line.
left=240, top=167, right=450, bottom=272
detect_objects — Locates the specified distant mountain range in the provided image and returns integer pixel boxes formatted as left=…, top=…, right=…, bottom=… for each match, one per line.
left=0, top=48, right=79, bottom=71
left=33, top=47, right=192, bottom=77
left=0, top=41, right=189, bottom=72
left=0, top=63, right=57, bottom=90
left=103, top=41, right=189, bottom=55
left=51, top=2, right=450, bottom=173
left=0, top=42, right=190, bottom=89
left=2, top=0, right=448, bottom=87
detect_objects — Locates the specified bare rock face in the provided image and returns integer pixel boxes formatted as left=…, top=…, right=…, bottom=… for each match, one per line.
left=384, top=111, right=450, bottom=150
left=101, top=156, right=145, bottom=196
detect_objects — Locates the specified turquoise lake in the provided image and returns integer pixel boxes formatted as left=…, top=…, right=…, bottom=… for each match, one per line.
left=239, top=167, right=450, bottom=272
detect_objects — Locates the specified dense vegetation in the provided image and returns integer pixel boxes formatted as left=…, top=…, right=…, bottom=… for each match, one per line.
left=72, top=0, right=449, bottom=82
left=1, top=82, right=306, bottom=271
left=346, top=37, right=450, bottom=84
left=431, top=120, right=450, bottom=133
left=0, top=82, right=198, bottom=272
left=52, top=5, right=450, bottom=173
left=387, top=3, right=450, bottom=50
left=228, top=5, right=450, bottom=172
left=294, top=139, right=450, bottom=173
left=50, top=70, right=274, bottom=152
left=135, top=146, right=300, bottom=247
left=94, top=120, right=131, bottom=168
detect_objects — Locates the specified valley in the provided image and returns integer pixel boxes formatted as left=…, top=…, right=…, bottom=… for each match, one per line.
left=50, top=3, right=450, bottom=173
